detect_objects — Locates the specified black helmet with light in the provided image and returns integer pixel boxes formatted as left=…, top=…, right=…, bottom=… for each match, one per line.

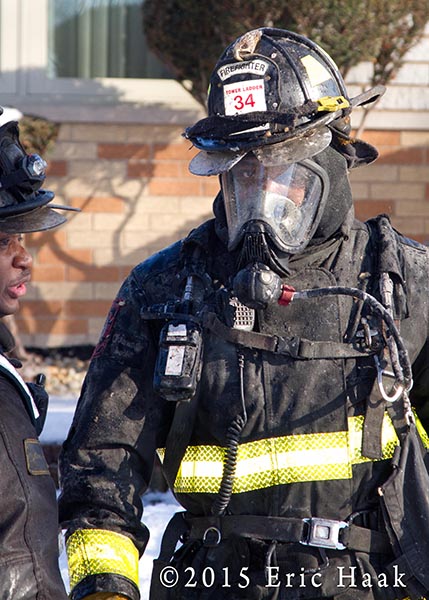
left=0, top=120, right=77, bottom=234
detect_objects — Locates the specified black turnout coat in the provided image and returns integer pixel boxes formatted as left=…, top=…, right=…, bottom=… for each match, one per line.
left=59, top=211, right=429, bottom=600
left=0, top=323, right=67, bottom=600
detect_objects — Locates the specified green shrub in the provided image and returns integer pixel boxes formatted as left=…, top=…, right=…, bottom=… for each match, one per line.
left=18, top=114, right=60, bottom=156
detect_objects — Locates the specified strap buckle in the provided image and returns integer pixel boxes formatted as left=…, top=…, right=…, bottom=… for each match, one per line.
left=301, top=518, right=348, bottom=550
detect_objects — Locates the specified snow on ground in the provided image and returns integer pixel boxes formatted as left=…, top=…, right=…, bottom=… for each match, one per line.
left=42, top=396, right=180, bottom=599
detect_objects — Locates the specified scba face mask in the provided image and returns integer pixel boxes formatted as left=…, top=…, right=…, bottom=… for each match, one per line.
left=221, top=151, right=330, bottom=255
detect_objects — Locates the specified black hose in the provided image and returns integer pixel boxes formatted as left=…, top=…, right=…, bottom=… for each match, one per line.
left=294, top=286, right=412, bottom=387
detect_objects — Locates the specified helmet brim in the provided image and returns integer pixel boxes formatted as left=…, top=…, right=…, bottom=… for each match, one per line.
left=0, top=205, right=74, bottom=233
left=187, top=79, right=386, bottom=176
left=350, top=85, right=386, bottom=108
left=189, top=126, right=333, bottom=176
left=0, top=186, right=79, bottom=233
left=0, top=189, right=55, bottom=216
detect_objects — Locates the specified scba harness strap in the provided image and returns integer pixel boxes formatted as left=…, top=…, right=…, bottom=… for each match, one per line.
left=153, top=216, right=413, bottom=491
left=149, top=512, right=392, bottom=600
left=185, top=514, right=391, bottom=555
left=361, top=216, right=410, bottom=459
left=203, top=311, right=379, bottom=359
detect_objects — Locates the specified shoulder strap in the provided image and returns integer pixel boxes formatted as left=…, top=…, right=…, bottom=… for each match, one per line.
left=159, top=238, right=211, bottom=492
left=203, top=312, right=376, bottom=359
left=365, top=215, right=408, bottom=319
left=362, top=216, right=409, bottom=458
left=162, top=393, right=200, bottom=492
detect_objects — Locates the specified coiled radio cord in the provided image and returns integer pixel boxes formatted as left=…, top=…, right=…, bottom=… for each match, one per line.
left=211, top=350, right=248, bottom=516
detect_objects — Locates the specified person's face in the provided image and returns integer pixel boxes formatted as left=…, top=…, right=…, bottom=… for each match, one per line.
left=232, top=157, right=306, bottom=206
left=0, top=232, right=32, bottom=318
left=222, top=154, right=326, bottom=252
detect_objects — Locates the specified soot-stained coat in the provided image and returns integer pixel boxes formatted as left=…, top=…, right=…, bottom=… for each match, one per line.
left=58, top=202, right=429, bottom=600
left=0, top=323, right=68, bottom=600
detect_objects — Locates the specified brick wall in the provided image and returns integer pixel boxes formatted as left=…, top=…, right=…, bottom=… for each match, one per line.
left=15, top=123, right=429, bottom=348
left=351, top=130, right=429, bottom=236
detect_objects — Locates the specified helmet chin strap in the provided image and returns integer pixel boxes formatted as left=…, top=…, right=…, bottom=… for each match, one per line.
left=232, top=222, right=290, bottom=310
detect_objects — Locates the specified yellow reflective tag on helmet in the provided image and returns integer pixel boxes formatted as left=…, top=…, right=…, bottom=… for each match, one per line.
left=316, top=96, right=350, bottom=112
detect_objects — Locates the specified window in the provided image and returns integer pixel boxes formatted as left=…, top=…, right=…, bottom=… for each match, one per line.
left=7, top=0, right=200, bottom=122
left=48, top=0, right=172, bottom=79
left=0, top=0, right=19, bottom=94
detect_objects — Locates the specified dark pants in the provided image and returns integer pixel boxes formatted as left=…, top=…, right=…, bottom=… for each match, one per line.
left=150, top=528, right=402, bottom=600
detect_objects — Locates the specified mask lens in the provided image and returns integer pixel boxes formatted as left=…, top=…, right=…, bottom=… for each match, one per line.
left=222, top=154, right=327, bottom=252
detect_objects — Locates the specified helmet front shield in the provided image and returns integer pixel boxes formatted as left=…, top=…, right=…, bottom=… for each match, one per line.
left=190, top=127, right=333, bottom=176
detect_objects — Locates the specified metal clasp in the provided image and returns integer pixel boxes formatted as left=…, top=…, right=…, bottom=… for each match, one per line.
left=359, top=317, right=378, bottom=348
left=374, top=355, right=405, bottom=403
left=202, top=526, right=221, bottom=547
left=301, top=518, right=348, bottom=550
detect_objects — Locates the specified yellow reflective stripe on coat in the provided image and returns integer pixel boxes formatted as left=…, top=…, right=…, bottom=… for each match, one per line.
left=66, top=528, right=139, bottom=590
left=415, top=413, right=429, bottom=448
left=158, top=415, right=402, bottom=495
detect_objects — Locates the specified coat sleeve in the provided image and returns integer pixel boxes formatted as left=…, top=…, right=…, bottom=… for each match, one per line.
left=58, top=271, right=175, bottom=600
left=406, top=244, right=429, bottom=432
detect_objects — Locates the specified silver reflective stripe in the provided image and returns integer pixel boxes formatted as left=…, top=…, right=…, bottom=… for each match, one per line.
left=0, top=354, right=39, bottom=419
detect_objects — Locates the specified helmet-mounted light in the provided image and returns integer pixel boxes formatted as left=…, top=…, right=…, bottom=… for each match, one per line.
left=0, top=153, right=48, bottom=195
left=24, top=154, right=47, bottom=178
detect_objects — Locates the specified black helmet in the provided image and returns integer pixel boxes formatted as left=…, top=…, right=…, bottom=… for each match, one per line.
left=185, top=28, right=385, bottom=175
left=0, top=120, right=76, bottom=233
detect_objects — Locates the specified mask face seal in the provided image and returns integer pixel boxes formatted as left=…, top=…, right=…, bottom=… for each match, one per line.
left=221, top=152, right=330, bottom=254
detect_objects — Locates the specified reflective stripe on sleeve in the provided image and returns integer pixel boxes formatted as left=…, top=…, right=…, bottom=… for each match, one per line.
left=415, top=413, right=429, bottom=448
left=158, top=415, right=401, bottom=495
left=66, top=528, right=139, bottom=590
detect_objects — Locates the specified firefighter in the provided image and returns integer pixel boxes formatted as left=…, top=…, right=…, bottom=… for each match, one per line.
left=0, top=118, right=75, bottom=598
left=58, top=28, right=429, bottom=600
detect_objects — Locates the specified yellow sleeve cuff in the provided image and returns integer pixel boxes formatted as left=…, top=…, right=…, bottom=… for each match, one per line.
left=66, top=528, right=139, bottom=590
